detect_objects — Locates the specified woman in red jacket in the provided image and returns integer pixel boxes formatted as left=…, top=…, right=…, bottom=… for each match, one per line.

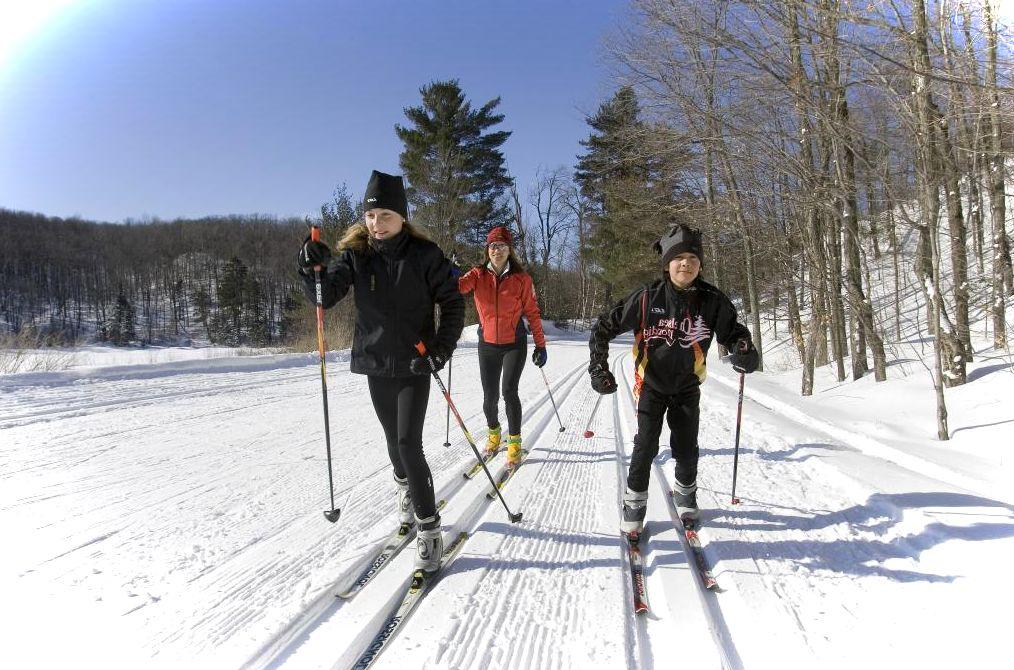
left=458, top=226, right=547, bottom=469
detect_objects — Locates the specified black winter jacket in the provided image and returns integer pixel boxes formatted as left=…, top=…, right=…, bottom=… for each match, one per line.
left=301, top=230, right=464, bottom=377
left=589, top=277, right=752, bottom=396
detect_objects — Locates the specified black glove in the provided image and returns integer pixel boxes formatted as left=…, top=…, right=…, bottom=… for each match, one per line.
left=297, top=236, right=332, bottom=273
left=410, top=348, right=448, bottom=375
left=532, top=346, right=547, bottom=368
left=589, top=363, right=617, bottom=394
left=731, top=339, right=759, bottom=374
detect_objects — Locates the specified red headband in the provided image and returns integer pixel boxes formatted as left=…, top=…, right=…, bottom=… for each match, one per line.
left=486, top=226, right=512, bottom=246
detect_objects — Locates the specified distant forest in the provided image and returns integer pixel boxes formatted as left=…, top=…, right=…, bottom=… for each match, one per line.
left=0, top=209, right=310, bottom=346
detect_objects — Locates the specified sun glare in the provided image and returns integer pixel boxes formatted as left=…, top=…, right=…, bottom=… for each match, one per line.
left=0, top=0, right=79, bottom=70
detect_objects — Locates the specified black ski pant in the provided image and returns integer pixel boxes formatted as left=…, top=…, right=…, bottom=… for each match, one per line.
left=626, top=384, right=701, bottom=493
left=478, top=341, right=528, bottom=436
left=367, top=374, right=437, bottom=520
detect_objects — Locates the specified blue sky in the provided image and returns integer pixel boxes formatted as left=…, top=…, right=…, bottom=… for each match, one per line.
left=0, top=0, right=626, bottom=222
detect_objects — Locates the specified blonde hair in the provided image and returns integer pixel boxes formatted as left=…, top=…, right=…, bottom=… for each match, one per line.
left=338, top=220, right=431, bottom=254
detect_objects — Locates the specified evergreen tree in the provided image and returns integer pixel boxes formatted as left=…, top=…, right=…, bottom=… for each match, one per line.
left=575, top=87, right=674, bottom=298
left=193, top=285, right=212, bottom=342
left=396, top=79, right=512, bottom=246
left=242, top=274, right=271, bottom=345
left=321, top=183, right=361, bottom=237
left=216, top=257, right=248, bottom=345
left=107, top=292, right=136, bottom=345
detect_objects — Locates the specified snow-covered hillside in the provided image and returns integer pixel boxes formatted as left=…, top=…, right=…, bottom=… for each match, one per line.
left=2, top=318, right=1011, bottom=669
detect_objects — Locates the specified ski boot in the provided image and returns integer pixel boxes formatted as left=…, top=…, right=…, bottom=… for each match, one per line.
left=673, top=478, right=699, bottom=521
left=506, top=434, right=523, bottom=470
left=620, top=488, right=648, bottom=536
left=484, top=425, right=502, bottom=458
left=394, top=474, right=413, bottom=530
left=414, top=513, right=443, bottom=574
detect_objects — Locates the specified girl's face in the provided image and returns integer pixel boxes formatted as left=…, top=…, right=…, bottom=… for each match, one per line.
left=668, top=252, right=701, bottom=288
left=488, top=242, right=510, bottom=267
left=365, top=208, right=405, bottom=240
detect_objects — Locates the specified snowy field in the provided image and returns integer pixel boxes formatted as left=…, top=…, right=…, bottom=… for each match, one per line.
left=2, top=320, right=1012, bottom=670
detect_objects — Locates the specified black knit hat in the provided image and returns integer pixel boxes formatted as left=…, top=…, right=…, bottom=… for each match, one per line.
left=654, top=223, right=703, bottom=268
left=363, top=170, right=408, bottom=220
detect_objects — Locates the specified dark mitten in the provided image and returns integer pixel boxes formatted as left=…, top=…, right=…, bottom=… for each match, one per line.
left=297, top=236, right=332, bottom=273
left=410, top=347, right=448, bottom=375
left=532, top=346, right=547, bottom=368
left=731, top=339, right=759, bottom=374
left=589, top=363, right=617, bottom=394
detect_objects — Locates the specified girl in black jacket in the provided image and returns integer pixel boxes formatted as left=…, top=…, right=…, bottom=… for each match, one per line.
left=588, top=223, right=758, bottom=536
left=298, top=170, right=463, bottom=573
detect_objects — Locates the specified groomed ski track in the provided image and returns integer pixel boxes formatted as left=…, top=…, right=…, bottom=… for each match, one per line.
left=4, top=330, right=1010, bottom=669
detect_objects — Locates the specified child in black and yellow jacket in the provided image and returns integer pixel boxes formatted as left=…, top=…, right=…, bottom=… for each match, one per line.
left=588, top=223, right=759, bottom=534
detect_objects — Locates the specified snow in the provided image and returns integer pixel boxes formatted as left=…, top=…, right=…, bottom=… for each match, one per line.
left=3, top=312, right=1012, bottom=669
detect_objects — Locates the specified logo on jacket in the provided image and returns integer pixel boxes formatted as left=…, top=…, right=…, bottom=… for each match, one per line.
left=644, top=315, right=711, bottom=348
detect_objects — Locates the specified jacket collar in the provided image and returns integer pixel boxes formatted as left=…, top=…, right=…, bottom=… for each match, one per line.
left=370, top=229, right=411, bottom=257
left=486, top=260, right=511, bottom=278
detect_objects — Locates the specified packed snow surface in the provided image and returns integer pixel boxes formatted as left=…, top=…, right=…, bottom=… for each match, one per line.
left=2, top=325, right=1011, bottom=669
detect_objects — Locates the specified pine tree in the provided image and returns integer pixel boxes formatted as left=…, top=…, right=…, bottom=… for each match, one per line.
left=216, top=257, right=248, bottom=345
left=575, top=87, right=673, bottom=299
left=396, top=79, right=512, bottom=246
left=107, top=292, right=136, bottom=345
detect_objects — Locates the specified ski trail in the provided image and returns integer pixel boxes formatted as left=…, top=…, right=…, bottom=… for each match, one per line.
left=247, top=351, right=591, bottom=670
left=387, top=371, right=624, bottom=670
left=608, top=355, right=651, bottom=670
left=612, top=353, right=727, bottom=670
left=646, top=359, right=1014, bottom=669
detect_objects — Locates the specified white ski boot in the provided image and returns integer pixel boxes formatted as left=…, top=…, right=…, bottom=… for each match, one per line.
left=620, top=488, right=648, bottom=535
left=673, top=478, right=699, bottom=521
left=394, top=474, right=413, bottom=528
left=414, top=514, right=443, bottom=574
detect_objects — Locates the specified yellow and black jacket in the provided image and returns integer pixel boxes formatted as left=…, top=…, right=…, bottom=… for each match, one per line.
left=589, top=277, right=751, bottom=398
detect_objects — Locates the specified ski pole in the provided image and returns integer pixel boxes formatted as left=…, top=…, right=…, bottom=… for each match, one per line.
left=539, top=367, right=566, bottom=432
left=311, top=225, right=340, bottom=523
left=730, top=369, right=746, bottom=505
left=583, top=394, right=604, bottom=438
left=443, top=355, right=452, bottom=447
left=415, top=342, right=522, bottom=523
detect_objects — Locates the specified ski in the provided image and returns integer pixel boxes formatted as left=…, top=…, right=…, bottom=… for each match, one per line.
left=351, top=531, right=469, bottom=669
left=484, top=450, right=529, bottom=499
left=667, top=491, right=719, bottom=591
left=338, top=499, right=446, bottom=600
left=680, top=514, right=719, bottom=591
left=623, top=529, right=649, bottom=614
left=462, top=449, right=499, bottom=480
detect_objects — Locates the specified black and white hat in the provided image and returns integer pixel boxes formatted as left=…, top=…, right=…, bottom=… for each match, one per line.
left=654, top=222, right=703, bottom=268
left=363, top=170, right=408, bottom=220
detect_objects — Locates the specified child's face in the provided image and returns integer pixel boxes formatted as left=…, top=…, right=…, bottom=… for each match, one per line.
left=667, top=252, right=701, bottom=288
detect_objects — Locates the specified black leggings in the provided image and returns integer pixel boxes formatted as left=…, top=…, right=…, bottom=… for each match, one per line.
left=626, top=384, right=701, bottom=492
left=367, top=374, right=437, bottom=519
left=477, top=343, right=527, bottom=435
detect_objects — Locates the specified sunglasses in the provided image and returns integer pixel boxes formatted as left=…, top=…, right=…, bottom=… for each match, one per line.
left=488, top=243, right=509, bottom=251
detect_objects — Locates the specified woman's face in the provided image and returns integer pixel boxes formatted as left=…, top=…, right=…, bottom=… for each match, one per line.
left=488, top=242, right=510, bottom=267
left=668, top=252, right=701, bottom=288
left=365, top=208, right=405, bottom=240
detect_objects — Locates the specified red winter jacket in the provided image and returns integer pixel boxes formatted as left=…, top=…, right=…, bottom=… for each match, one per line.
left=459, top=264, right=546, bottom=348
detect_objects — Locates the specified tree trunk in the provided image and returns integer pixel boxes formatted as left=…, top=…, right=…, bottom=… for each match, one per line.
left=983, top=0, right=1008, bottom=349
